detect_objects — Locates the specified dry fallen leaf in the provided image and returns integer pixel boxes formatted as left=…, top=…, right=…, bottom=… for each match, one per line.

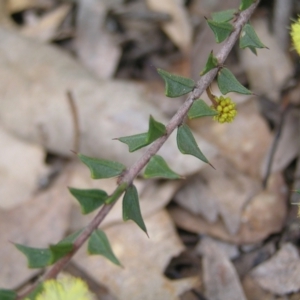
left=174, top=171, right=219, bottom=223
left=7, top=0, right=52, bottom=13
left=20, top=4, right=71, bottom=42
left=146, top=0, right=192, bottom=53
left=0, top=1, right=15, bottom=27
left=75, top=0, right=121, bottom=79
left=196, top=236, right=239, bottom=260
left=170, top=172, right=287, bottom=245
left=261, top=109, right=300, bottom=176
left=243, top=274, right=300, bottom=300
left=0, top=26, right=217, bottom=177
left=242, top=276, right=277, bottom=300
left=250, top=243, right=300, bottom=295
left=243, top=279, right=300, bottom=300
left=201, top=237, right=246, bottom=300
left=174, top=157, right=260, bottom=235
left=234, top=242, right=276, bottom=278
left=73, top=210, right=199, bottom=300
left=0, top=126, right=47, bottom=209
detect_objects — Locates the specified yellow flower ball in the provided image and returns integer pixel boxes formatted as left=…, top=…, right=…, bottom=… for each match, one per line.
left=27, top=276, right=95, bottom=300
left=291, top=17, right=300, bottom=55
left=212, top=96, right=237, bottom=123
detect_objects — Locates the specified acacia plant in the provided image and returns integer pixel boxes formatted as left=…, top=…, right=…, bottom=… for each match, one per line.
left=0, top=1, right=266, bottom=299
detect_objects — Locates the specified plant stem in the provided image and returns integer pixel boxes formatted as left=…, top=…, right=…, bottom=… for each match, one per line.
left=17, top=2, right=260, bottom=299
left=206, top=87, right=219, bottom=107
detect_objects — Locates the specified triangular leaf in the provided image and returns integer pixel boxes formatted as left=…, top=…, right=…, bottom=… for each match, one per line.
left=49, top=230, right=83, bottom=263
left=217, top=68, right=252, bottom=95
left=239, top=0, right=254, bottom=11
left=14, top=244, right=51, bottom=268
left=177, top=124, right=212, bottom=166
left=144, top=155, right=181, bottom=179
left=0, top=289, right=17, bottom=300
left=78, top=154, right=126, bottom=179
left=57, top=229, right=83, bottom=245
left=211, top=9, right=236, bottom=23
left=147, top=115, right=166, bottom=142
left=123, top=185, right=148, bottom=234
left=248, top=46, right=257, bottom=55
left=14, top=231, right=83, bottom=269
left=118, top=133, right=148, bottom=152
left=49, top=243, right=73, bottom=264
left=49, top=231, right=81, bottom=264
left=207, top=20, right=234, bottom=43
left=188, top=99, right=218, bottom=119
left=117, top=115, right=166, bottom=152
left=69, top=187, right=108, bottom=214
left=88, top=229, right=121, bottom=266
left=200, top=51, right=219, bottom=75
left=239, top=23, right=267, bottom=50
left=157, top=68, right=195, bottom=97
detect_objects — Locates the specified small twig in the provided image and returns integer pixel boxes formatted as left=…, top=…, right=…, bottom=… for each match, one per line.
left=262, top=96, right=290, bottom=188
left=273, top=0, right=293, bottom=51
left=206, top=87, right=218, bottom=107
left=67, top=90, right=80, bottom=153
left=17, top=2, right=260, bottom=298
